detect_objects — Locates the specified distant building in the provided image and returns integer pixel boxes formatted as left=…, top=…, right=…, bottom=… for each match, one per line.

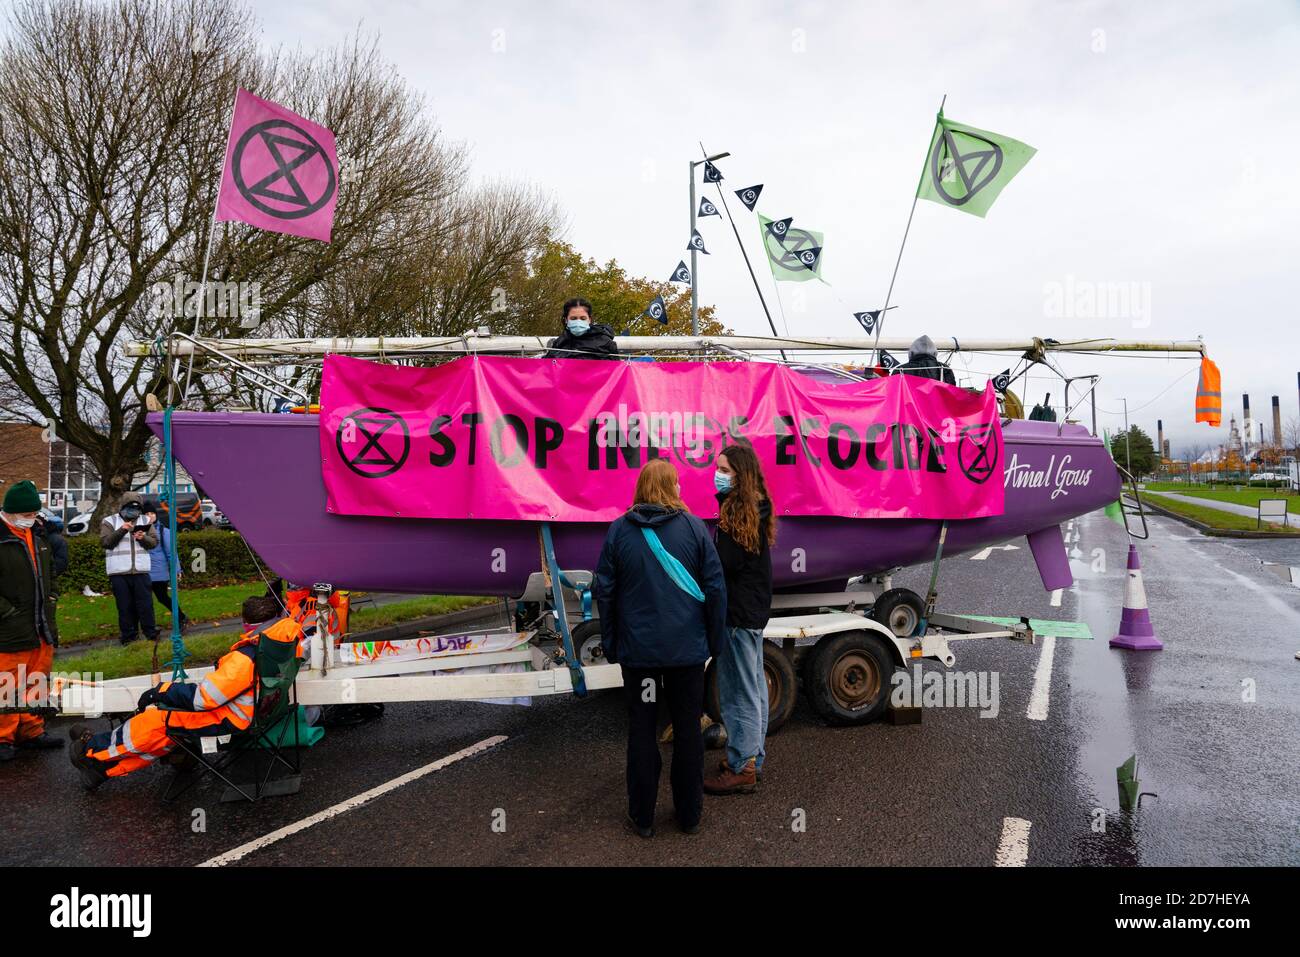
left=0, top=424, right=194, bottom=516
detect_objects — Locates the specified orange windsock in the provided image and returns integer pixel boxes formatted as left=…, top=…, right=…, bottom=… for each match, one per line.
left=1195, top=356, right=1221, bottom=426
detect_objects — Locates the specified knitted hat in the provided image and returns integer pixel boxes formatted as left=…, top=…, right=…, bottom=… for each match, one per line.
left=3, top=480, right=41, bottom=514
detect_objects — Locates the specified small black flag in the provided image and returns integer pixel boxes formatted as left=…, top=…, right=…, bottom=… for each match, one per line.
left=734, top=184, right=763, bottom=211
left=766, top=217, right=793, bottom=244
left=795, top=246, right=822, bottom=271
left=698, top=197, right=719, bottom=218
left=669, top=260, right=692, bottom=285
left=992, top=369, right=1011, bottom=393
left=853, top=310, right=880, bottom=334
left=643, top=295, right=668, bottom=324
left=879, top=350, right=899, bottom=371
left=687, top=228, right=709, bottom=254
left=703, top=160, right=723, bottom=183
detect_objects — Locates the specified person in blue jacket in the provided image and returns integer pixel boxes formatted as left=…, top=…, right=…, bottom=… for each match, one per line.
left=146, top=508, right=189, bottom=632
left=594, top=458, right=727, bottom=838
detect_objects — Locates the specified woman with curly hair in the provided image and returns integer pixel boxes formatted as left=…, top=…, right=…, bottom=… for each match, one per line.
left=704, top=442, right=776, bottom=795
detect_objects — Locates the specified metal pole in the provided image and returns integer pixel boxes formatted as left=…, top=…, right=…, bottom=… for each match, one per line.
left=872, top=93, right=946, bottom=365
left=1090, top=379, right=1098, bottom=436
left=697, top=142, right=784, bottom=351
left=689, top=161, right=699, bottom=336
left=1123, top=397, right=1131, bottom=472
left=178, top=89, right=238, bottom=405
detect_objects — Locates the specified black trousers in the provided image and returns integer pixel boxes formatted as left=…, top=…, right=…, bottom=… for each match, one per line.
left=150, top=580, right=187, bottom=623
left=110, top=573, right=157, bottom=642
left=620, top=663, right=705, bottom=829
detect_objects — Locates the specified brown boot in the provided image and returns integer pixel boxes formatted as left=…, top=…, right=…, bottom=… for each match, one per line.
left=717, top=758, right=763, bottom=783
left=705, top=758, right=757, bottom=795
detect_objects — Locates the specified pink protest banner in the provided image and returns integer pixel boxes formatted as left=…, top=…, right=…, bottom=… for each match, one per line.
left=215, top=89, right=339, bottom=242
left=319, top=355, right=1005, bottom=522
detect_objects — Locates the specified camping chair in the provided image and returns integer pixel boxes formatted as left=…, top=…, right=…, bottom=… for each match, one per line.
left=161, top=631, right=304, bottom=803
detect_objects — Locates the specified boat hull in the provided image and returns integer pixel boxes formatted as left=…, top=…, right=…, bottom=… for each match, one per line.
left=149, top=413, right=1120, bottom=596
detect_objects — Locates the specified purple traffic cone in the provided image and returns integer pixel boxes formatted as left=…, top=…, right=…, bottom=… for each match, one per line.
left=1110, top=543, right=1163, bottom=651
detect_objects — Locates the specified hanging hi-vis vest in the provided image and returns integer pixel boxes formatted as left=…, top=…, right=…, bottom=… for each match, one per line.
left=1195, top=356, right=1222, bottom=426
left=103, top=515, right=153, bottom=575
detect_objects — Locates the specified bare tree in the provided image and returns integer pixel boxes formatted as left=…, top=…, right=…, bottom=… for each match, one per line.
left=0, top=0, right=545, bottom=519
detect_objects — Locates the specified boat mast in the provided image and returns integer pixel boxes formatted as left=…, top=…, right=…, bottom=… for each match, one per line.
left=129, top=333, right=1207, bottom=359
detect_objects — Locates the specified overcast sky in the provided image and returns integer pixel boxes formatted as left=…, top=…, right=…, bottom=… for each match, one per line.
left=256, top=0, right=1298, bottom=456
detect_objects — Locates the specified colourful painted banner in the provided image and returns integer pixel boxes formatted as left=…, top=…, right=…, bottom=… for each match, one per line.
left=215, top=89, right=339, bottom=242
left=319, top=355, right=1005, bottom=522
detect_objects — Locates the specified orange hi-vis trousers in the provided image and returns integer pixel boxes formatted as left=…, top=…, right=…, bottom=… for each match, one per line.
left=84, top=708, right=240, bottom=778
left=0, top=642, right=54, bottom=745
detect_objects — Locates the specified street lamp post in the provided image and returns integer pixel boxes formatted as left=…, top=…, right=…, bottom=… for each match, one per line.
left=1123, top=397, right=1131, bottom=473
left=688, top=151, right=730, bottom=336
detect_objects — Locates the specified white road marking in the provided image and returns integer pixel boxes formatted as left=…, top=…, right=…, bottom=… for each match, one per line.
left=970, top=544, right=1020, bottom=560
left=996, top=816, right=1032, bottom=866
left=198, top=735, right=509, bottom=867
left=1050, top=588, right=1063, bottom=607
left=1026, top=635, right=1056, bottom=721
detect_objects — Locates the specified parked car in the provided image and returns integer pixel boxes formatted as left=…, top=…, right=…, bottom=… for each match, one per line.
left=65, top=510, right=95, bottom=537
left=201, top=499, right=232, bottom=528
left=142, top=492, right=203, bottom=531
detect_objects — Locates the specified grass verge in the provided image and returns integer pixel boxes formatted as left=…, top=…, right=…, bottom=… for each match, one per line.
left=1142, top=492, right=1297, bottom=534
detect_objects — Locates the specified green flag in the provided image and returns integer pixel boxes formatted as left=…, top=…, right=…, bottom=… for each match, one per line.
left=916, top=114, right=1035, bottom=218
left=758, top=213, right=824, bottom=283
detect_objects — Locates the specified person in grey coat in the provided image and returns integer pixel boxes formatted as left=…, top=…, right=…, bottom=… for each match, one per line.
left=100, top=491, right=159, bottom=645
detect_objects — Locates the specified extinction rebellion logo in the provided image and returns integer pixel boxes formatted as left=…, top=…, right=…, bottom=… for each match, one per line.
left=929, top=127, right=1004, bottom=207
left=957, top=422, right=1000, bottom=484
left=231, top=118, right=337, bottom=220
left=337, top=409, right=410, bottom=478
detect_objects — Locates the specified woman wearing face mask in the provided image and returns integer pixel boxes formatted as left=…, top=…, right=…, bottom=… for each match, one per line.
left=543, top=297, right=620, bottom=359
left=704, top=443, right=776, bottom=795
left=100, top=491, right=159, bottom=646
left=593, top=459, right=727, bottom=837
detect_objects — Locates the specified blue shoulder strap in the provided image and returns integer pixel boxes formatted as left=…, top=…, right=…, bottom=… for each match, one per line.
left=640, top=527, right=705, bottom=602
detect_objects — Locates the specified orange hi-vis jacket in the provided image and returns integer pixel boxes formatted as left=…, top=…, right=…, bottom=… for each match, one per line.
left=152, top=617, right=304, bottom=731
left=286, top=587, right=349, bottom=638
left=1195, top=356, right=1222, bottom=426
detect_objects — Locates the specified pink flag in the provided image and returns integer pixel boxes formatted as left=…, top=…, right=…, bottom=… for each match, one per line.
left=215, top=89, right=339, bottom=242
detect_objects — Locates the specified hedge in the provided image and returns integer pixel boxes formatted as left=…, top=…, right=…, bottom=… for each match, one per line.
left=62, top=529, right=267, bottom=593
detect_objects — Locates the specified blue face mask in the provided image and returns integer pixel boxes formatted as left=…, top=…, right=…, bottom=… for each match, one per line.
left=714, top=470, right=733, bottom=494
left=566, top=318, right=590, bottom=337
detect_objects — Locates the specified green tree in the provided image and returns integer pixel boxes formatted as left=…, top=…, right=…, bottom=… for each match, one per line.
left=1109, top=425, right=1156, bottom=478
left=501, top=241, right=728, bottom=340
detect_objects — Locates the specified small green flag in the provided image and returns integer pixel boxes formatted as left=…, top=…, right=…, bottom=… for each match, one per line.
left=916, top=114, right=1035, bottom=218
left=758, top=213, right=824, bottom=283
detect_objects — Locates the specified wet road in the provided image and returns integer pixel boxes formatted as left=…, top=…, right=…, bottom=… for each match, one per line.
left=3, top=508, right=1297, bottom=867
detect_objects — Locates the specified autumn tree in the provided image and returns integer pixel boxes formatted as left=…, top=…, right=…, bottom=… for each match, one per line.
left=500, top=240, right=728, bottom=341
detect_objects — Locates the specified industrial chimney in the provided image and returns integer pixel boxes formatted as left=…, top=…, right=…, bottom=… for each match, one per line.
left=1273, top=396, right=1283, bottom=448
left=1242, top=394, right=1252, bottom=456
left=1157, top=420, right=1164, bottom=462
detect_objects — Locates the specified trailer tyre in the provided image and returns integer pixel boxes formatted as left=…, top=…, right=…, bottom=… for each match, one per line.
left=704, top=641, right=798, bottom=735
left=570, top=619, right=605, bottom=666
left=806, top=630, right=894, bottom=726
left=871, top=588, right=925, bottom=639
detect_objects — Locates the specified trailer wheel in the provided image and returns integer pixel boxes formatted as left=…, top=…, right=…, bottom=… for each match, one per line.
left=704, top=641, right=798, bottom=735
left=570, top=620, right=605, bottom=666
left=806, top=630, right=894, bottom=726
left=871, top=588, right=925, bottom=639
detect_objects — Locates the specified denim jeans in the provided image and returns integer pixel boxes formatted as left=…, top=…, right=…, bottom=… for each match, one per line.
left=717, top=626, right=767, bottom=773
